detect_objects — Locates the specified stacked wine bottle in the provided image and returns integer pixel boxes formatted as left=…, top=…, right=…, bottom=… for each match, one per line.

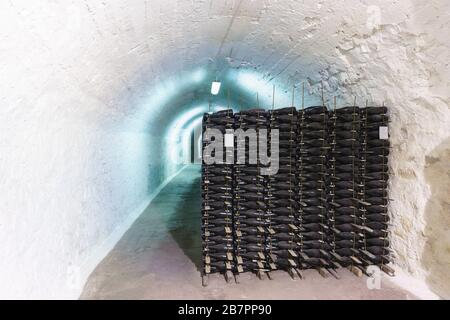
left=328, top=106, right=363, bottom=271
left=266, top=107, right=299, bottom=274
left=233, top=109, right=269, bottom=275
left=358, top=106, right=392, bottom=274
left=201, top=105, right=392, bottom=284
left=201, top=110, right=235, bottom=284
left=297, top=106, right=331, bottom=271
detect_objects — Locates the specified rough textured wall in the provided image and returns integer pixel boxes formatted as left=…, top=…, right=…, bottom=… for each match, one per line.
left=0, top=1, right=182, bottom=298
left=0, top=0, right=448, bottom=298
left=327, top=1, right=450, bottom=298
left=0, top=108, right=175, bottom=299
left=422, top=138, right=450, bottom=299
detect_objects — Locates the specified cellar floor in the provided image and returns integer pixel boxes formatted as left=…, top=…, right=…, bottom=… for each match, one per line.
left=80, top=165, right=417, bottom=300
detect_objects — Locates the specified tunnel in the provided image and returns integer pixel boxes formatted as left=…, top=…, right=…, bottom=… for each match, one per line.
left=0, top=0, right=449, bottom=299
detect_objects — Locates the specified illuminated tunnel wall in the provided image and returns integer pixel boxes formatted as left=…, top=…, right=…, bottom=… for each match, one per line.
left=0, top=0, right=449, bottom=299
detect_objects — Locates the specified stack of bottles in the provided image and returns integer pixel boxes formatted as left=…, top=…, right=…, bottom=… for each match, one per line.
left=233, top=109, right=269, bottom=274
left=328, top=106, right=362, bottom=270
left=359, top=106, right=391, bottom=270
left=296, top=106, right=331, bottom=270
left=200, top=105, right=392, bottom=282
left=201, top=110, right=235, bottom=281
left=266, top=107, right=299, bottom=272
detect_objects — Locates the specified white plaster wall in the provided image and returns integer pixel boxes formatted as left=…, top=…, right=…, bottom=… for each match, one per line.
left=0, top=0, right=448, bottom=298
left=0, top=1, right=185, bottom=298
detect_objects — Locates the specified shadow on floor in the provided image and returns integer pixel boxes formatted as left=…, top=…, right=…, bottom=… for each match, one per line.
left=168, top=165, right=203, bottom=271
left=421, top=136, right=450, bottom=299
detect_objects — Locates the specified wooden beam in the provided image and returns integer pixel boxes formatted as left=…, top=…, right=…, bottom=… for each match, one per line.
left=348, top=265, right=363, bottom=277
left=295, top=268, right=304, bottom=279
left=317, top=267, right=329, bottom=278
left=257, top=270, right=266, bottom=280
left=381, top=264, right=395, bottom=277
left=202, top=274, right=209, bottom=287
left=327, top=268, right=340, bottom=279
left=288, top=268, right=298, bottom=280
left=225, top=271, right=233, bottom=283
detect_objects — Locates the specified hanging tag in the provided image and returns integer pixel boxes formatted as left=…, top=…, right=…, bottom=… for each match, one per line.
left=224, top=130, right=234, bottom=147
left=379, top=126, right=389, bottom=139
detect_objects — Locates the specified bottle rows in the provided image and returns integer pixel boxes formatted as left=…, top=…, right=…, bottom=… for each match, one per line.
left=201, top=106, right=391, bottom=280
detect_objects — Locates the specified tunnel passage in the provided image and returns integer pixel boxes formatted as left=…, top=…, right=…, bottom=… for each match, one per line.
left=0, top=0, right=449, bottom=299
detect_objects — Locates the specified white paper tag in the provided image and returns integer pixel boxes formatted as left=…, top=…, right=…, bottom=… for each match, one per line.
left=224, top=133, right=234, bottom=147
left=379, top=126, right=389, bottom=140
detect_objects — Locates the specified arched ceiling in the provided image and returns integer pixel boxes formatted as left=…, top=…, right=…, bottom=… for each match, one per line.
left=0, top=1, right=403, bottom=128
left=3, top=0, right=448, bottom=133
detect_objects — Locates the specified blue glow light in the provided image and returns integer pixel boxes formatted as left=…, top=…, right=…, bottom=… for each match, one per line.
left=181, top=116, right=203, bottom=164
left=130, top=67, right=207, bottom=131
left=166, top=105, right=208, bottom=165
left=227, top=69, right=301, bottom=108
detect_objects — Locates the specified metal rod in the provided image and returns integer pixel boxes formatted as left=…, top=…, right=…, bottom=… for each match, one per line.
left=334, top=96, right=336, bottom=112
left=256, top=92, right=259, bottom=108
left=321, top=81, right=325, bottom=107
left=272, top=84, right=275, bottom=110
left=292, top=85, right=295, bottom=107
left=228, top=89, right=231, bottom=109
left=302, top=82, right=305, bottom=110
